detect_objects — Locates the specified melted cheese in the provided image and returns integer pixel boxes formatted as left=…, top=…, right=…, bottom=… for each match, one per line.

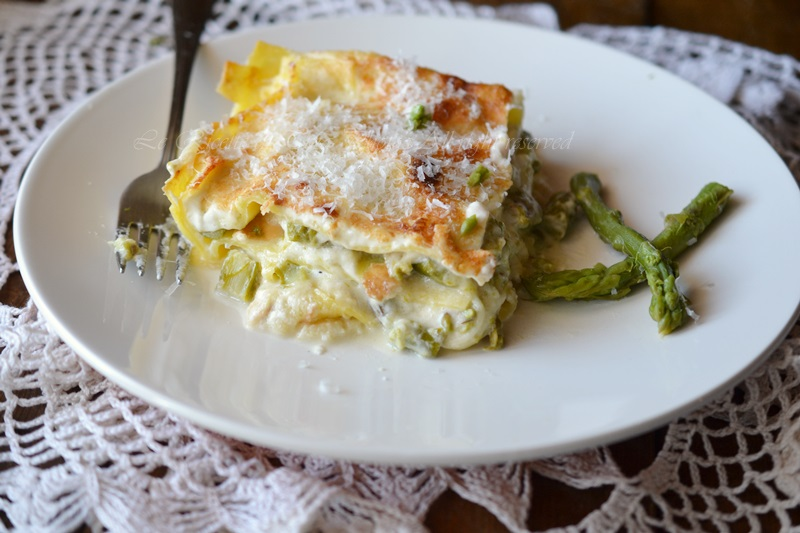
left=164, top=42, right=539, bottom=356
left=165, top=46, right=520, bottom=284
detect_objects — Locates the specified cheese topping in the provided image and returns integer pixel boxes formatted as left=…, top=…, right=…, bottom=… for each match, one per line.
left=166, top=47, right=520, bottom=284
left=164, top=43, right=541, bottom=357
left=183, top=97, right=507, bottom=228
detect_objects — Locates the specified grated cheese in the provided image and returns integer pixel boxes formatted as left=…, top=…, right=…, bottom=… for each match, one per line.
left=184, top=59, right=511, bottom=231
left=167, top=48, right=523, bottom=285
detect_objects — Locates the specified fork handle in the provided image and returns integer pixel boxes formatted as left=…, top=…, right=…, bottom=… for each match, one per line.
left=160, top=0, right=216, bottom=168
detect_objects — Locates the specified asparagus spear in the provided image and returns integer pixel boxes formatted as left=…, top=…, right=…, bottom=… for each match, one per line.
left=568, top=173, right=689, bottom=334
left=524, top=181, right=733, bottom=302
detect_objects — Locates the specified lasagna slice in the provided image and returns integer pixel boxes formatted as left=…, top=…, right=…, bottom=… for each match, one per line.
left=164, top=42, right=542, bottom=356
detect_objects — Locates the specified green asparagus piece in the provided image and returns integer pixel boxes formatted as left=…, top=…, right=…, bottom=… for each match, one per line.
left=468, top=165, right=491, bottom=186
left=388, top=320, right=445, bottom=358
left=461, top=214, right=478, bottom=235
left=525, top=261, right=636, bottom=301
left=284, top=222, right=318, bottom=244
left=654, top=181, right=733, bottom=257
left=524, top=181, right=733, bottom=302
left=568, top=173, right=688, bottom=334
left=534, top=191, right=578, bottom=242
left=408, top=104, right=431, bottom=130
left=217, top=249, right=260, bottom=303
left=413, top=259, right=461, bottom=287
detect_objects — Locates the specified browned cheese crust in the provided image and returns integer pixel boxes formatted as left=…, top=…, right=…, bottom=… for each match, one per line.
left=166, top=49, right=518, bottom=284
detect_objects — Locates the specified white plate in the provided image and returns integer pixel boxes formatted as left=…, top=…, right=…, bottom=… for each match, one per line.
left=15, top=16, right=800, bottom=465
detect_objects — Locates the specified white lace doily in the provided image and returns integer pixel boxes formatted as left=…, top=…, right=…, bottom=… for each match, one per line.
left=2, top=2, right=800, bottom=531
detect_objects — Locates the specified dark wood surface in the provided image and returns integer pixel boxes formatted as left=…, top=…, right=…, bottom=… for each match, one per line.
left=3, top=1, right=799, bottom=531
left=476, top=0, right=800, bottom=59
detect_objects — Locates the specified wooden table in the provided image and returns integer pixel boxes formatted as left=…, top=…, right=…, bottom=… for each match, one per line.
left=476, top=0, right=800, bottom=59
left=3, top=1, right=798, bottom=531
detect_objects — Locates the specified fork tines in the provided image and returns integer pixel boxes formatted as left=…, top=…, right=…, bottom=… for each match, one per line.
left=115, top=222, right=190, bottom=284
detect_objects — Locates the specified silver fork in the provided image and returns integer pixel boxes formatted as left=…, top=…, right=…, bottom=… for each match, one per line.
left=114, top=0, right=215, bottom=284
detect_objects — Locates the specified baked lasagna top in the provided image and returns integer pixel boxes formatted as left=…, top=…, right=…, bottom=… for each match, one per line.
left=164, top=42, right=523, bottom=285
